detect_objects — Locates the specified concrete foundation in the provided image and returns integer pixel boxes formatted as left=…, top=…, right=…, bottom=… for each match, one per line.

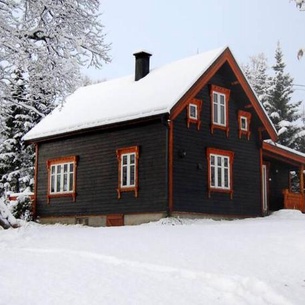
left=38, top=212, right=166, bottom=227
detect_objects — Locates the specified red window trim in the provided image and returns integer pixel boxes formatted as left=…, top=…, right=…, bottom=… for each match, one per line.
left=206, top=147, right=234, bottom=199
left=116, top=146, right=139, bottom=199
left=238, top=110, right=252, bottom=140
left=46, top=156, right=78, bottom=204
left=210, top=85, right=230, bottom=137
left=186, top=98, right=202, bottom=130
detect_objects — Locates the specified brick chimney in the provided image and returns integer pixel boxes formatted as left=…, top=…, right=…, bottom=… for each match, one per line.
left=133, top=50, right=152, bottom=81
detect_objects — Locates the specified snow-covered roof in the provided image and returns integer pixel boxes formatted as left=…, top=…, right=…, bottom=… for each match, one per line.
left=24, top=45, right=275, bottom=141
left=263, top=140, right=305, bottom=164
left=24, top=46, right=228, bottom=141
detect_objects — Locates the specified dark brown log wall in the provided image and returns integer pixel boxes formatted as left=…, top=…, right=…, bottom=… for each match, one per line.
left=172, top=63, right=263, bottom=216
left=36, top=119, right=168, bottom=217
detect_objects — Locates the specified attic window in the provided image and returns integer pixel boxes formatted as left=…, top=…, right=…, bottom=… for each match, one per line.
left=238, top=110, right=251, bottom=139
left=116, top=146, right=139, bottom=199
left=46, top=156, right=78, bottom=203
left=187, top=98, right=202, bottom=130
left=210, top=85, right=230, bottom=137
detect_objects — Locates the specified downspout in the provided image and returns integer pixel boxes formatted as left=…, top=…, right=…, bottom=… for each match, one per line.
left=33, top=143, right=39, bottom=219
left=259, top=147, right=265, bottom=216
left=168, top=119, right=174, bottom=214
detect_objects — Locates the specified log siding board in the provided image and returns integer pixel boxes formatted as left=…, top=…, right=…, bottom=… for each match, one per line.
left=35, top=120, right=168, bottom=218
left=169, top=48, right=277, bottom=142
left=171, top=65, right=262, bottom=216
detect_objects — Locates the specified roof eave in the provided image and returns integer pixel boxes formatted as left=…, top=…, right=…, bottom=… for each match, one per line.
left=262, top=141, right=305, bottom=165
left=169, top=47, right=278, bottom=142
left=24, top=113, right=168, bottom=144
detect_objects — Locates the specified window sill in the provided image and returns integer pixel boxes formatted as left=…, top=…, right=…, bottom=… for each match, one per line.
left=239, top=130, right=251, bottom=140
left=208, top=188, right=233, bottom=199
left=211, top=123, right=229, bottom=137
left=47, top=192, right=76, bottom=204
left=117, top=187, right=138, bottom=199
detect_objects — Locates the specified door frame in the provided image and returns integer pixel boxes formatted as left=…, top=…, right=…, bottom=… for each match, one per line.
left=261, top=162, right=269, bottom=215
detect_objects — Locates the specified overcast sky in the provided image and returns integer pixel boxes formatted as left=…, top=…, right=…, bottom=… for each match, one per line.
left=84, top=0, right=305, bottom=103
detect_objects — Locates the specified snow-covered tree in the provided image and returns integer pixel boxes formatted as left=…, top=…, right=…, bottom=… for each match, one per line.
left=267, top=42, right=303, bottom=150
left=291, top=0, right=305, bottom=10
left=0, top=0, right=111, bottom=192
left=0, top=0, right=111, bottom=114
left=242, top=53, right=270, bottom=109
left=0, top=69, right=36, bottom=192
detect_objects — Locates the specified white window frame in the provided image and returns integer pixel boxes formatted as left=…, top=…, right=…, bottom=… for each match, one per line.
left=212, top=91, right=226, bottom=127
left=240, top=116, right=248, bottom=131
left=210, top=154, right=230, bottom=190
left=50, top=162, right=74, bottom=194
left=189, top=103, right=198, bottom=120
left=121, top=152, right=136, bottom=188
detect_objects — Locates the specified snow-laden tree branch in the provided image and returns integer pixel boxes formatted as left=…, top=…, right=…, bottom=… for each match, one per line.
left=0, top=0, right=111, bottom=193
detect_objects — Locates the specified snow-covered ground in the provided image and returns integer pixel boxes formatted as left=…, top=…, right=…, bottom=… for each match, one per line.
left=1, top=210, right=305, bottom=305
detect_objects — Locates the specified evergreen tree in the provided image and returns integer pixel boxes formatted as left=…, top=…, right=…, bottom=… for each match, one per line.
left=242, top=53, right=270, bottom=109
left=0, top=70, right=35, bottom=192
left=267, top=42, right=303, bottom=150
left=0, top=0, right=111, bottom=193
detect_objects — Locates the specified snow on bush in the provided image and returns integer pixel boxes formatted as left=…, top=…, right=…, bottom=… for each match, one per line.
left=11, top=195, right=33, bottom=222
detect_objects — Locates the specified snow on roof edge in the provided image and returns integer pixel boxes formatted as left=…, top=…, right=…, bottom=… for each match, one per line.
left=264, top=139, right=305, bottom=159
left=228, top=48, right=278, bottom=139
left=24, top=46, right=228, bottom=142
left=23, top=107, right=169, bottom=142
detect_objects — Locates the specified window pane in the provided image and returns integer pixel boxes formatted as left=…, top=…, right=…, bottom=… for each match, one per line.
left=122, top=166, right=127, bottom=186
left=130, top=154, right=135, bottom=165
left=220, top=104, right=225, bottom=125
left=56, top=173, right=61, bottom=192
left=63, top=164, right=68, bottom=173
left=217, top=157, right=222, bottom=166
left=217, top=167, right=222, bottom=187
left=224, top=168, right=229, bottom=188
left=211, top=166, right=215, bottom=187
left=51, top=166, right=55, bottom=174
left=69, top=163, right=73, bottom=172
left=122, top=155, right=128, bottom=165
left=213, top=102, right=218, bottom=123
left=224, top=158, right=228, bottom=168
left=130, top=165, right=135, bottom=186
left=241, top=117, right=247, bottom=130
left=63, top=172, right=68, bottom=191
left=190, top=104, right=197, bottom=119
left=220, top=94, right=225, bottom=105
left=211, top=156, right=215, bottom=166
left=69, top=173, right=73, bottom=191
left=51, top=175, right=55, bottom=193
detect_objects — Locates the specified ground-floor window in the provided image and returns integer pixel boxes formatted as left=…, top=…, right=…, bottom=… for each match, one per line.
left=207, top=148, right=234, bottom=198
left=116, top=146, right=139, bottom=198
left=47, top=156, right=78, bottom=203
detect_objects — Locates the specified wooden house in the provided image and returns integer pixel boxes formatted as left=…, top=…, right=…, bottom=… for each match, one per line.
left=24, top=46, right=305, bottom=226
